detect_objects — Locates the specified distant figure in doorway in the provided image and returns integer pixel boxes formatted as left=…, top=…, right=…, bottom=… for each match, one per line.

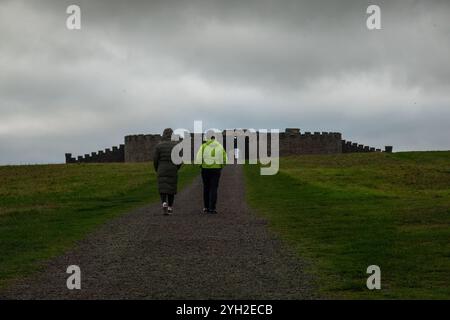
left=154, top=128, right=181, bottom=215
left=196, top=135, right=227, bottom=214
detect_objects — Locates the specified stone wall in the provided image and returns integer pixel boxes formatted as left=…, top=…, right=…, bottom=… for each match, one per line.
left=124, top=134, right=162, bottom=162
left=65, top=144, right=124, bottom=164
left=65, top=128, right=392, bottom=163
left=341, top=139, right=393, bottom=153
left=279, top=130, right=343, bottom=155
left=122, top=129, right=345, bottom=163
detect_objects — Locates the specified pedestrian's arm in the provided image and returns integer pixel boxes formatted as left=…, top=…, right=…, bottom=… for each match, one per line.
left=195, top=145, right=204, bottom=167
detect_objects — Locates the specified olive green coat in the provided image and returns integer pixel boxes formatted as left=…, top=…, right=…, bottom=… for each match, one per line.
left=153, top=140, right=180, bottom=194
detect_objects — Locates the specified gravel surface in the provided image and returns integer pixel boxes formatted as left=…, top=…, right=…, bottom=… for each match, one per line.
left=1, top=165, right=317, bottom=299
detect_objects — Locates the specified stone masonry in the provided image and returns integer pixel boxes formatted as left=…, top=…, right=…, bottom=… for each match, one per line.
left=65, top=128, right=392, bottom=163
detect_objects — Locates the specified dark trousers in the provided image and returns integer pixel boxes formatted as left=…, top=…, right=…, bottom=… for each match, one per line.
left=201, top=168, right=221, bottom=211
left=160, top=193, right=174, bottom=206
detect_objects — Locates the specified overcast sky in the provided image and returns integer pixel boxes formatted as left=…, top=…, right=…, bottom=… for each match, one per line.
left=1, top=0, right=449, bottom=164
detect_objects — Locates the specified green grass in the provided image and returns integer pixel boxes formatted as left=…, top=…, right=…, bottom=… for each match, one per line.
left=0, top=163, right=198, bottom=288
left=244, top=151, right=450, bottom=299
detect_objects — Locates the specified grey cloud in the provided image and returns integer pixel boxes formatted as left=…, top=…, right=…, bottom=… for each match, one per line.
left=0, top=0, right=449, bottom=164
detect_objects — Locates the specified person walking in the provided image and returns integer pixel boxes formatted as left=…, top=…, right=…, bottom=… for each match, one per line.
left=154, top=128, right=181, bottom=215
left=196, top=135, right=227, bottom=214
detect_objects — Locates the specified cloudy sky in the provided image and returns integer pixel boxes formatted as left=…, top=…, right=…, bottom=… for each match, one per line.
left=1, top=0, right=449, bottom=164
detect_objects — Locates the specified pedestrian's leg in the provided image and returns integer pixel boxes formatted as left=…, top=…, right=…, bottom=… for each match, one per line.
left=210, top=169, right=221, bottom=211
left=167, top=194, right=174, bottom=207
left=201, top=169, right=210, bottom=210
left=160, top=193, right=168, bottom=215
left=167, top=194, right=175, bottom=215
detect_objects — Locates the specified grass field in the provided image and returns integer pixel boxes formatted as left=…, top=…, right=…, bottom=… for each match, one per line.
left=0, top=163, right=198, bottom=288
left=245, top=151, right=450, bottom=299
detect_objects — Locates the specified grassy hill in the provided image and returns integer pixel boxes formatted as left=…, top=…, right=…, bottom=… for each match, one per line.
left=0, top=163, right=198, bottom=288
left=1, top=153, right=448, bottom=299
left=245, top=151, right=450, bottom=299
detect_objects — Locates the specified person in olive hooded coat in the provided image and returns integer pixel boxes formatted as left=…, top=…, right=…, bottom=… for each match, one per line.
left=153, top=128, right=181, bottom=215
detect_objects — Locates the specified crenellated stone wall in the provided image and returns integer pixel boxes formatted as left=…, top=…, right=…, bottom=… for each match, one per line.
left=65, top=144, right=124, bottom=164
left=279, top=130, right=343, bottom=155
left=341, top=139, right=392, bottom=153
left=124, top=134, right=162, bottom=163
left=65, top=128, right=392, bottom=163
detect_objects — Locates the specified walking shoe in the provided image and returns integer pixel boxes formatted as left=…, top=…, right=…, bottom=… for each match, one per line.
left=202, top=208, right=208, bottom=214
left=167, top=207, right=173, bottom=215
left=162, top=202, right=168, bottom=215
left=209, top=210, right=218, bottom=214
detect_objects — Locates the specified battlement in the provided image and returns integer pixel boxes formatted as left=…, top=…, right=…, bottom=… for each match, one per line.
left=341, top=140, right=391, bottom=153
left=276, top=129, right=343, bottom=155
left=125, top=134, right=162, bottom=143
left=65, top=128, right=393, bottom=163
left=65, top=144, right=124, bottom=164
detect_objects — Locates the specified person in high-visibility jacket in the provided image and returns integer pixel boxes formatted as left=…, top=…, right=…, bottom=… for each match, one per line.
left=196, top=136, right=227, bottom=214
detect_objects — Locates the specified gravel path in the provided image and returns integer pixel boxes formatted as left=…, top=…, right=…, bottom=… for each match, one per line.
left=1, top=165, right=316, bottom=299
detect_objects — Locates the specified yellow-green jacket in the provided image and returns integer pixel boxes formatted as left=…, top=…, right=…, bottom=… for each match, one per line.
left=196, top=139, right=227, bottom=169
